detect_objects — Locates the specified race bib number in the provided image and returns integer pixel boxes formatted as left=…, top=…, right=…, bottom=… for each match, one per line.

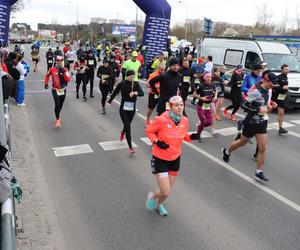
left=154, top=94, right=159, bottom=99
left=56, top=88, right=65, bottom=96
left=183, top=76, right=191, bottom=83
left=263, top=113, right=269, bottom=120
left=123, top=102, right=134, bottom=111
left=88, top=60, right=94, bottom=65
left=165, top=102, right=171, bottom=110
left=277, top=94, right=286, bottom=101
left=195, top=79, right=200, bottom=84
left=48, top=60, right=53, bottom=64
left=202, top=103, right=211, bottom=110
left=102, top=75, right=109, bottom=80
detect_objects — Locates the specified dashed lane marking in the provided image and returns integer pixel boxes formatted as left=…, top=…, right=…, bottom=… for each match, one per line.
left=99, top=140, right=138, bottom=151
left=269, top=121, right=295, bottom=128
left=53, top=144, right=94, bottom=157
left=140, top=137, right=152, bottom=146
left=290, top=120, right=300, bottom=125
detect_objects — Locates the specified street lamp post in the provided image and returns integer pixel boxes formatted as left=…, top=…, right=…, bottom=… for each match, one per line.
left=178, top=1, right=188, bottom=40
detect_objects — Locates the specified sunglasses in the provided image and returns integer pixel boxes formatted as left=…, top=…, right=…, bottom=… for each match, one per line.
left=56, top=60, right=63, bottom=62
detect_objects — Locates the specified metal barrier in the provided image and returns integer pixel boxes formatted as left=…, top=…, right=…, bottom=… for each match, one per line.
left=0, top=72, right=16, bottom=250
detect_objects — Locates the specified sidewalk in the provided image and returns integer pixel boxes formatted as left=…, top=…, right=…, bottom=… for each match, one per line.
left=10, top=103, right=66, bottom=250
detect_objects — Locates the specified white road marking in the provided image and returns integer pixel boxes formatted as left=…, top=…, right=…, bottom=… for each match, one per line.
left=214, top=127, right=237, bottom=136
left=269, top=121, right=295, bottom=128
left=53, top=144, right=94, bottom=157
left=290, top=120, right=300, bottom=125
left=111, top=98, right=300, bottom=213
left=140, top=137, right=152, bottom=146
left=184, top=141, right=300, bottom=213
left=99, top=140, right=138, bottom=151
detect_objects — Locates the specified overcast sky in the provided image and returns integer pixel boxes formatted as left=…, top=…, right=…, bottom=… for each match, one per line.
left=11, top=0, right=300, bottom=30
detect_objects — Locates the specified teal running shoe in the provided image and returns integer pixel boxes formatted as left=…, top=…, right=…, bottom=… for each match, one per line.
left=145, top=192, right=156, bottom=212
left=156, top=204, right=168, bottom=217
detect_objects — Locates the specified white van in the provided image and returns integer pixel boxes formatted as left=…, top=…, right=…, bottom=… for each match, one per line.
left=201, top=37, right=300, bottom=108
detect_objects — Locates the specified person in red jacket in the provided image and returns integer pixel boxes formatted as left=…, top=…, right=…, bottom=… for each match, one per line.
left=45, top=56, right=71, bottom=128
left=145, top=95, right=199, bottom=216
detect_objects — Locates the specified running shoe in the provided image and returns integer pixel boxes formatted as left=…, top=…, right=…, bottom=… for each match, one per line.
left=55, top=119, right=61, bottom=128
left=156, top=204, right=168, bottom=217
left=279, top=127, right=288, bottom=135
left=145, top=192, right=156, bottom=212
left=102, top=107, right=106, bottom=114
left=211, top=127, right=217, bottom=137
left=223, top=109, right=228, bottom=118
left=76, top=94, right=79, bottom=99
left=83, top=97, right=87, bottom=102
left=145, top=119, right=151, bottom=127
left=120, top=131, right=124, bottom=141
left=255, top=171, right=269, bottom=182
left=230, top=114, right=237, bottom=121
left=190, top=101, right=196, bottom=106
left=215, top=114, right=221, bottom=121
left=251, top=154, right=257, bottom=161
left=222, top=147, right=230, bottom=162
left=129, top=147, right=136, bottom=154
left=17, top=103, right=26, bottom=106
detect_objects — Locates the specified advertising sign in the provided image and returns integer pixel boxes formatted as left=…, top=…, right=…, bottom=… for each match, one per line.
left=112, top=25, right=136, bottom=36
left=0, top=0, right=12, bottom=44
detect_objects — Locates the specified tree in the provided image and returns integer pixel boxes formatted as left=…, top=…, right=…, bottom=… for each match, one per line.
left=11, top=0, right=26, bottom=16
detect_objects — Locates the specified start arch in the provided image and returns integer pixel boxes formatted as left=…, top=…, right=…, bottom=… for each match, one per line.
left=132, top=0, right=171, bottom=62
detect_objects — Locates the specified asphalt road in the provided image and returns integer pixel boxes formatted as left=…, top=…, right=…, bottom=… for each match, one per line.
left=18, top=45, right=300, bottom=250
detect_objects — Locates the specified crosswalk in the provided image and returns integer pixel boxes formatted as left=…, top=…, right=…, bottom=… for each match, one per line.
left=52, top=118, right=300, bottom=158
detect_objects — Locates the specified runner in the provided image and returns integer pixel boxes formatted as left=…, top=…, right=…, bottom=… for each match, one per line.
left=85, top=50, right=97, bottom=98
left=31, top=47, right=40, bottom=72
left=44, top=56, right=71, bottom=128
left=46, top=48, right=54, bottom=71
left=272, top=64, right=289, bottom=134
left=151, top=52, right=165, bottom=73
left=97, top=58, right=114, bottom=114
left=179, top=59, right=194, bottom=116
left=213, top=67, right=228, bottom=121
left=149, top=57, right=181, bottom=115
left=109, top=55, right=118, bottom=93
left=191, top=57, right=205, bottom=105
left=122, top=51, right=141, bottom=82
left=54, top=46, right=63, bottom=60
left=74, top=56, right=88, bottom=101
left=107, top=70, right=144, bottom=154
left=145, top=63, right=166, bottom=126
left=145, top=96, right=199, bottom=216
left=193, top=72, right=217, bottom=142
left=223, top=65, right=244, bottom=121
left=222, top=70, right=278, bottom=182
left=65, top=47, right=77, bottom=74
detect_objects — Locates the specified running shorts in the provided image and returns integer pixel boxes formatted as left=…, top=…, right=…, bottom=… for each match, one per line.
left=151, top=156, right=180, bottom=176
left=242, top=120, right=268, bottom=138
left=148, top=93, right=159, bottom=109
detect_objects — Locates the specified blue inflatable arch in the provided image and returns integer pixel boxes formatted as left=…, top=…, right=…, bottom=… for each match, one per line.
left=0, top=0, right=18, bottom=44
left=132, top=0, right=171, bottom=63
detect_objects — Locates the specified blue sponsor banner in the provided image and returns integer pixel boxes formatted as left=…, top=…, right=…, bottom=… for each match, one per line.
left=0, top=0, right=11, bottom=44
left=112, top=25, right=136, bottom=36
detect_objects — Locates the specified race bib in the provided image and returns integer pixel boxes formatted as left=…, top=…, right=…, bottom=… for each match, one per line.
left=102, top=75, right=109, bottom=80
left=183, top=76, right=191, bottom=83
left=277, top=94, right=286, bottom=101
left=56, top=88, right=65, bottom=96
left=263, top=113, right=269, bottom=121
left=88, top=60, right=94, bottom=65
left=48, top=60, right=53, bottom=63
left=202, top=103, right=211, bottom=110
left=123, top=101, right=134, bottom=111
left=165, top=102, right=170, bottom=110
left=195, top=79, right=200, bottom=84
left=154, top=94, right=159, bottom=99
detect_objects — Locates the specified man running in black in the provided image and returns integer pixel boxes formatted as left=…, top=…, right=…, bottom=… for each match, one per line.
left=85, top=50, right=97, bottom=98
left=149, top=57, right=181, bottom=115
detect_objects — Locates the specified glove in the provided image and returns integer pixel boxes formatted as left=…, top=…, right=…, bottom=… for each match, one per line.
left=190, top=133, right=200, bottom=140
left=44, top=85, right=49, bottom=89
left=155, top=140, right=169, bottom=149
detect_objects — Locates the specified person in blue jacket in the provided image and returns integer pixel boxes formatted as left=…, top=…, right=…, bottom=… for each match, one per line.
left=241, top=64, right=262, bottom=96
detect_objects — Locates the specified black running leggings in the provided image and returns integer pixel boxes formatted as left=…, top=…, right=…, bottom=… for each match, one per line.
left=119, top=108, right=135, bottom=148
left=100, top=84, right=110, bottom=108
left=225, top=87, right=242, bottom=115
left=52, top=89, right=66, bottom=120
left=86, top=70, right=95, bottom=96
left=76, top=73, right=87, bottom=97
